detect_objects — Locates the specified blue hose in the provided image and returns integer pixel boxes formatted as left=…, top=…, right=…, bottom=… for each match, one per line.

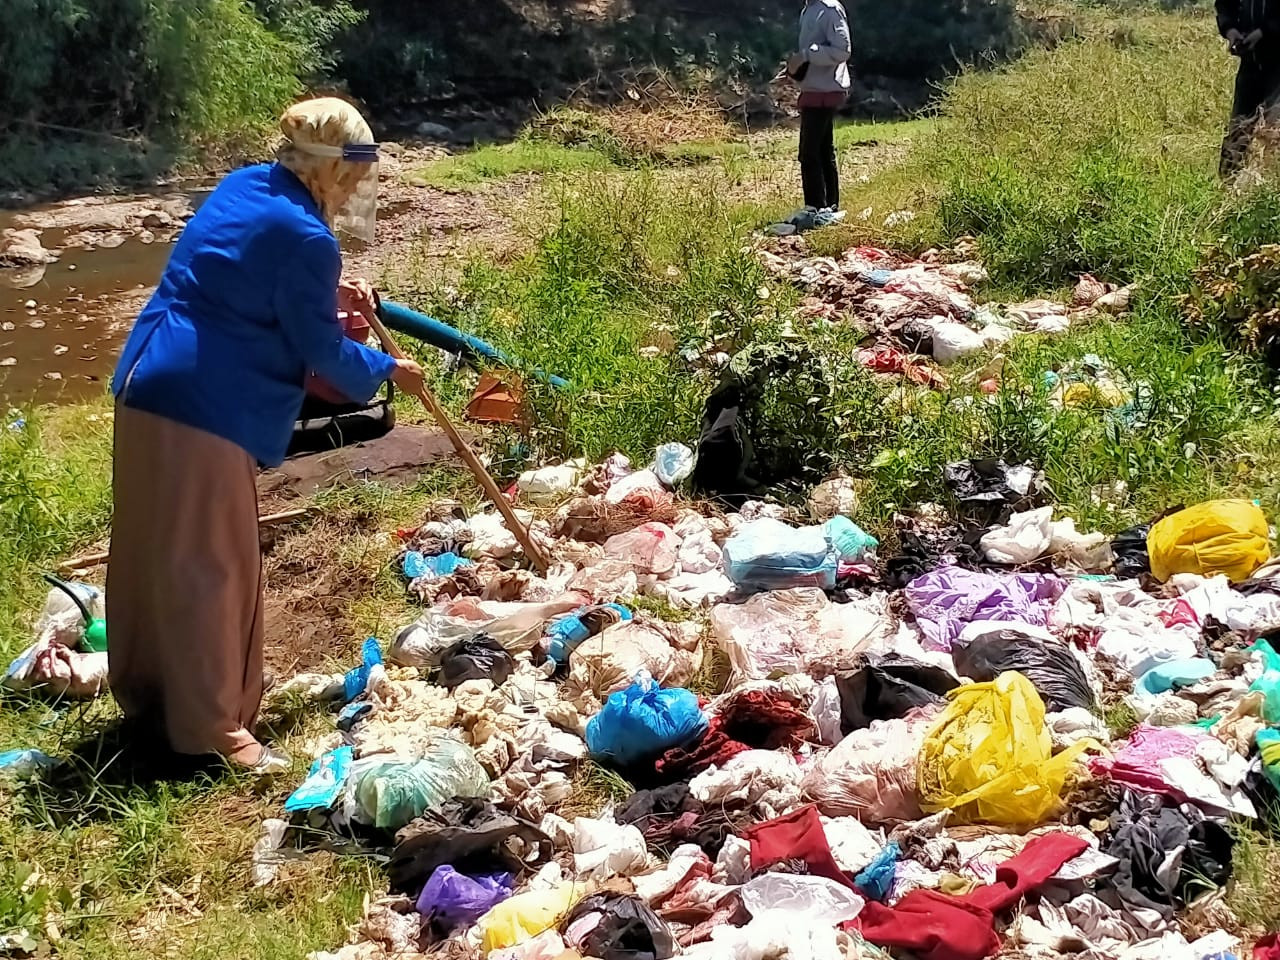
left=380, top=300, right=569, bottom=389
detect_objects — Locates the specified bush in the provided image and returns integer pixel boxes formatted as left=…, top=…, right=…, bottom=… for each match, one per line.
left=0, top=0, right=358, bottom=168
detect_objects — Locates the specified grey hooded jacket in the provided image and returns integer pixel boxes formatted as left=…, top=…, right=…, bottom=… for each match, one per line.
left=798, top=0, right=852, bottom=94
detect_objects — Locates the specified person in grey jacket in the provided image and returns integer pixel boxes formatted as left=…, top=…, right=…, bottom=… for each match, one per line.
left=788, top=0, right=853, bottom=211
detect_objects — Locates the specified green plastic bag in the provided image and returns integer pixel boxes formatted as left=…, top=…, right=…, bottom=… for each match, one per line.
left=354, top=738, right=489, bottom=829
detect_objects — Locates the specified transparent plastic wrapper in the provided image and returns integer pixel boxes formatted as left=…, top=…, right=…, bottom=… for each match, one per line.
left=918, top=671, right=1087, bottom=827
left=478, top=884, right=579, bottom=953
left=740, top=872, right=864, bottom=925
left=801, top=717, right=926, bottom=823
left=604, top=469, right=673, bottom=513
left=710, top=588, right=892, bottom=682
left=723, top=518, right=837, bottom=591
left=809, top=477, right=859, bottom=521
left=565, top=619, right=702, bottom=701
left=585, top=674, right=708, bottom=768
left=353, top=739, right=490, bottom=829
left=1147, top=500, right=1271, bottom=584
left=604, top=523, right=681, bottom=577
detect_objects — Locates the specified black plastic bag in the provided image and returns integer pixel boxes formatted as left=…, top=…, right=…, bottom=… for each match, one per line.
left=952, top=629, right=1097, bottom=712
left=944, top=458, right=1043, bottom=525
left=835, top=654, right=960, bottom=735
left=389, top=799, right=552, bottom=894
left=435, top=634, right=514, bottom=689
left=562, top=892, right=676, bottom=960
left=1111, top=524, right=1152, bottom=578
left=692, top=385, right=759, bottom=505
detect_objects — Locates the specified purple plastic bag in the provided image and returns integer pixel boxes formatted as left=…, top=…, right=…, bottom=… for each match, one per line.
left=905, top=566, right=1065, bottom=650
left=415, top=865, right=515, bottom=931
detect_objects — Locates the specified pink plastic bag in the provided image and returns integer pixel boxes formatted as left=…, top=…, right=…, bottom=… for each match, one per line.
left=604, top=523, right=681, bottom=577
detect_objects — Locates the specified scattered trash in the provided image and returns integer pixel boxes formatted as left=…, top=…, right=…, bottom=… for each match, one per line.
left=239, top=417, right=1271, bottom=960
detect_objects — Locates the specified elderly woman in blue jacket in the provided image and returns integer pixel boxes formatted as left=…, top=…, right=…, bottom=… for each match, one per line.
left=108, top=98, right=423, bottom=774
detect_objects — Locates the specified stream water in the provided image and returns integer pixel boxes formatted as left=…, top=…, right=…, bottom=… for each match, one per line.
left=0, top=189, right=210, bottom=406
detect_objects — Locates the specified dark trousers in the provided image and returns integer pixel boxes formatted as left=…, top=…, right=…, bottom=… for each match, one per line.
left=799, top=107, right=839, bottom=209
left=1221, top=55, right=1280, bottom=177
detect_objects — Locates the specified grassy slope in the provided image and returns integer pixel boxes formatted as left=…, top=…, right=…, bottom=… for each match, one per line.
left=7, top=7, right=1280, bottom=953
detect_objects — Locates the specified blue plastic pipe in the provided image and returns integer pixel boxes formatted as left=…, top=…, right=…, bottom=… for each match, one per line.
left=380, top=300, right=569, bottom=389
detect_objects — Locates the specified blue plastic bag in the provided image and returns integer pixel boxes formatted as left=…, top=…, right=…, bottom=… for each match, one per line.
left=854, top=842, right=899, bottom=902
left=723, top=518, right=837, bottom=592
left=586, top=674, right=708, bottom=768
left=344, top=637, right=383, bottom=702
left=403, top=551, right=472, bottom=581
left=416, top=865, right=515, bottom=931
left=285, top=746, right=353, bottom=813
left=546, top=603, right=633, bottom=667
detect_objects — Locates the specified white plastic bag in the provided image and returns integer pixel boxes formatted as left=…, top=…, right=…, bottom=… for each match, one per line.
left=980, top=506, right=1053, bottom=564
left=801, top=717, right=926, bottom=823
left=740, top=873, right=864, bottom=925
left=517, top=461, right=584, bottom=504
left=930, top=321, right=985, bottom=364
left=569, top=816, right=648, bottom=880
left=603, top=523, right=681, bottom=577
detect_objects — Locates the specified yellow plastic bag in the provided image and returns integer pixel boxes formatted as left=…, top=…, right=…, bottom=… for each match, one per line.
left=1147, top=500, right=1271, bottom=584
left=478, top=884, right=578, bottom=953
left=918, top=671, right=1086, bottom=827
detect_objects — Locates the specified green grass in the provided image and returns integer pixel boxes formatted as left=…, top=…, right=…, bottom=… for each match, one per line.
left=405, top=139, right=615, bottom=189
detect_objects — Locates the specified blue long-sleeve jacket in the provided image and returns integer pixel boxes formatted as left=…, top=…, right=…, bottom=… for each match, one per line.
left=113, top=162, right=396, bottom=467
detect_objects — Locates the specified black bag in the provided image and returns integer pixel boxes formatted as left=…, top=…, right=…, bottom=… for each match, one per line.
left=952, top=628, right=1097, bottom=712
left=435, top=633, right=514, bottom=689
left=562, top=892, right=676, bottom=960
left=835, top=654, right=960, bottom=734
left=389, top=800, right=551, bottom=894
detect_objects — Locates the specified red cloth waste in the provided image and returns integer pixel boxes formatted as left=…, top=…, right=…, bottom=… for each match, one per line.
left=739, top=804, right=855, bottom=889
left=854, top=832, right=1089, bottom=960
left=656, top=689, right=815, bottom=779
left=1254, top=933, right=1280, bottom=960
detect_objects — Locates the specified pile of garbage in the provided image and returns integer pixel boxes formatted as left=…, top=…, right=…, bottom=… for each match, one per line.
left=757, top=239, right=1133, bottom=388
left=243, top=439, right=1280, bottom=960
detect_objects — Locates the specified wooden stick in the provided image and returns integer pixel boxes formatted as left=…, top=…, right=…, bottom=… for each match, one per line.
left=366, top=308, right=551, bottom=575
left=57, top=508, right=312, bottom=574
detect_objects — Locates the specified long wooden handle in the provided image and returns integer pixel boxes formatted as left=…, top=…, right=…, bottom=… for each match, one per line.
left=367, top=308, right=551, bottom=574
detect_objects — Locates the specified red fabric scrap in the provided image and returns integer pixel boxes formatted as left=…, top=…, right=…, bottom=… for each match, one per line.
left=1254, top=933, right=1280, bottom=960
left=854, top=832, right=1089, bottom=960
left=656, top=689, right=814, bottom=779
left=739, top=804, right=855, bottom=889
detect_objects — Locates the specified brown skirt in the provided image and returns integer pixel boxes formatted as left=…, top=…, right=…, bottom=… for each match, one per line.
left=107, top=404, right=264, bottom=762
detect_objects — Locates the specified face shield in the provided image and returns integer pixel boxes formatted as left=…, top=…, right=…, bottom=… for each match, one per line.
left=294, top=141, right=380, bottom=244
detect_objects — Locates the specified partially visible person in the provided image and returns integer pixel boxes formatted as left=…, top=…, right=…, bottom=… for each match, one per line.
left=1217, top=0, right=1280, bottom=177
left=108, top=97, right=424, bottom=774
left=788, top=0, right=852, bottom=213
